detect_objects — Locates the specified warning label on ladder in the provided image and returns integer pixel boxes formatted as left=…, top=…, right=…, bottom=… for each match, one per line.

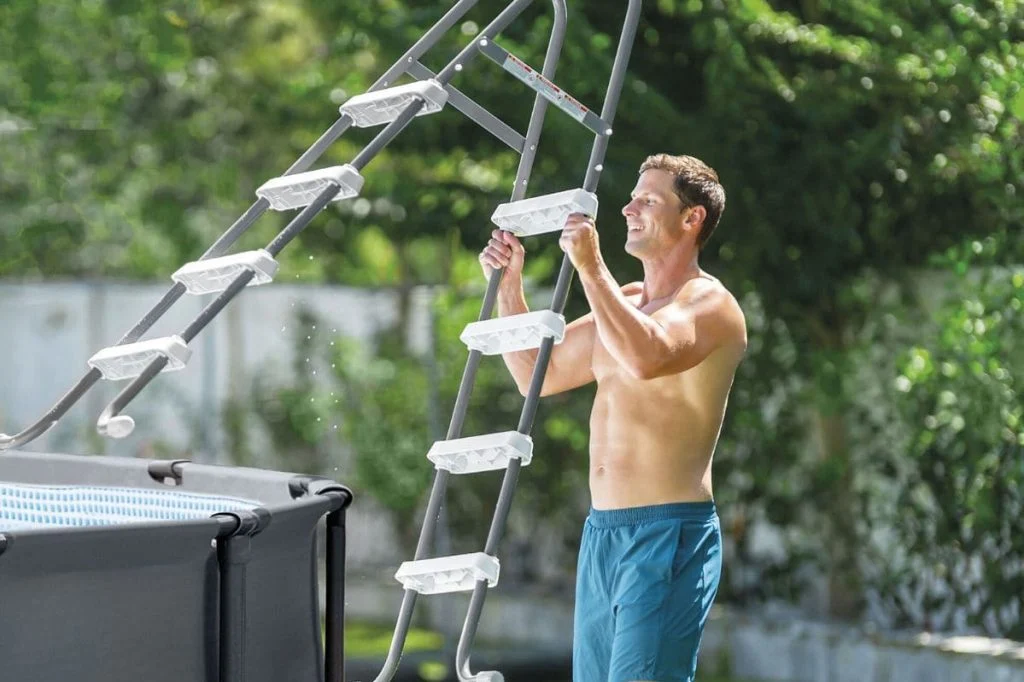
left=502, top=54, right=590, bottom=123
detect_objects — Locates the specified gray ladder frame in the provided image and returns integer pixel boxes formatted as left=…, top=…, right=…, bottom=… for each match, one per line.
left=375, top=2, right=644, bottom=682
left=0, top=1, right=644, bottom=681
left=0, top=0, right=490, bottom=450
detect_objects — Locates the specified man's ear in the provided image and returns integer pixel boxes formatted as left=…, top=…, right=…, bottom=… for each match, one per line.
left=687, top=205, right=707, bottom=228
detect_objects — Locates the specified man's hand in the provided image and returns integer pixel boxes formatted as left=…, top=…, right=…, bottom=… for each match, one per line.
left=479, top=229, right=525, bottom=283
left=559, top=213, right=602, bottom=276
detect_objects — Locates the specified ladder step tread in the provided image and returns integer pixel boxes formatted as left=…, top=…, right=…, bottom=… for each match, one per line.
left=88, top=336, right=191, bottom=381
left=172, top=249, right=279, bottom=295
left=395, top=552, right=499, bottom=595
left=491, top=188, right=598, bottom=237
left=340, top=79, right=449, bottom=128
left=427, top=431, right=533, bottom=474
left=460, top=310, right=565, bottom=355
left=256, top=165, right=364, bottom=211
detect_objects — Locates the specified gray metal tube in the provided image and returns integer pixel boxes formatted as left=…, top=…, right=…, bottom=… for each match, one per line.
left=324, top=497, right=351, bottom=682
left=583, top=0, right=643, bottom=193
left=363, top=0, right=483, bottom=92
left=373, top=3, right=567, bottom=681
left=95, top=184, right=342, bottom=439
left=436, top=0, right=537, bottom=84
left=456, top=2, right=642, bottom=679
left=454, top=0, right=570, bottom=677
left=407, top=61, right=526, bottom=153
left=0, top=2, right=479, bottom=452
left=351, top=101, right=426, bottom=170
left=93, top=0, right=539, bottom=443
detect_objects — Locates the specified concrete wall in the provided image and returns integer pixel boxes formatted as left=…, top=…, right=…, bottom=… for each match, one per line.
left=0, top=280, right=413, bottom=567
left=0, top=280, right=406, bottom=457
left=701, top=608, right=1024, bottom=682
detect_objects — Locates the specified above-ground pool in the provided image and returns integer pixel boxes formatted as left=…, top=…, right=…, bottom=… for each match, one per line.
left=0, top=450, right=352, bottom=682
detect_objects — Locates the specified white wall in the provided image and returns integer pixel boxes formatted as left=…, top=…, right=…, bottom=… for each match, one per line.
left=0, top=280, right=407, bottom=458
left=0, top=280, right=417, bottom=567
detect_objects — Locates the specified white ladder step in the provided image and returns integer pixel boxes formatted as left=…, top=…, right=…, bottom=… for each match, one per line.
left=256, top=164, right=364, bottom=211
left=460, top=310, right=565, bottom=355
left=395, top=552, right=499, bottom=595
left=427, top=431, right=533, bottom=474
left=340, top=80, right=448, bottom=128
left=88, top=336, right=191, bottom=381
left=171, top=249, right=279, bottom=295
left=491, top=188, right=598, bottom=237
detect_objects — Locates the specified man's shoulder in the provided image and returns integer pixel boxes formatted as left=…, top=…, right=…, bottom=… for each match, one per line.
left=678, top=273, right=737, bottom=308
left=678, top=274, right=747, bottom=348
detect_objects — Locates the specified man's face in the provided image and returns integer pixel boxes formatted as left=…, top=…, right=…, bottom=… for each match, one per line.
left=621, top=169, right=692, bottom=258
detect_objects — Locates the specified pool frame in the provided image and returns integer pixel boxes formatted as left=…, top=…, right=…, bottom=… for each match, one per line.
left=0, top=450, right=353, bottom=682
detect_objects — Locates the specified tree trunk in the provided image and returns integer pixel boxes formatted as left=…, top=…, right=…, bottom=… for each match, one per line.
left=814, top=408, right=862, bottom=619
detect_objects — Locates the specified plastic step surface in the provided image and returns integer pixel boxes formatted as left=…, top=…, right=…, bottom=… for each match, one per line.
left=340, top=80, right=448, bottom=128
left=460, top=310, right=565, bottom=355
left=427, top=431, right=533, bottom=474
left=491, top=188, right=598, bottom=237
left=88, top=336, right=191, bottom=381
left=394, top=552, right=499, bottom=595
left=171, top=249, right=279, bottom=295
left=256, top=164, right=364, bottom=211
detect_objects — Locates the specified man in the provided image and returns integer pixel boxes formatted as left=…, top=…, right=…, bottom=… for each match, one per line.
left=479, top=153, right=747, bottom=682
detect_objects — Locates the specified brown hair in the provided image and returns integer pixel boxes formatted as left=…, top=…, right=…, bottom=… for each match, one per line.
left=639, top=154, right=726, bottom=250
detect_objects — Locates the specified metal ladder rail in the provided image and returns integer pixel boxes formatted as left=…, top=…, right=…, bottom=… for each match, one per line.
left=455, top=2, right=644, bottom=680
left=90, top=0, right=546, bottom=436
left=369, top=1, right=569, bottom=681
left=0, top=0, right=482, bottom=452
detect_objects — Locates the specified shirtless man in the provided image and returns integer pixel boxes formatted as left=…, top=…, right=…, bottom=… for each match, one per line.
left=479, top=154, right=747, bottom=682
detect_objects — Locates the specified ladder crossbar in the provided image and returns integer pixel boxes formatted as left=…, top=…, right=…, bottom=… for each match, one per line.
left=406, top=62, right=526, bottom=153
left=477, top=39, right=611, bottom=137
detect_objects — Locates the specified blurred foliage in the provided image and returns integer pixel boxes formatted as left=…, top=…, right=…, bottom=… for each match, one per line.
left=2, top=0, right=1023, bottom=634
left=850, top=232, right=1024, bottom=638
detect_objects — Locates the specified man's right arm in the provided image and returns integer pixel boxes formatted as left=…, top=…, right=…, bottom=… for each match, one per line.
left=496, top=279, right=596, bottom=397
left=480, top=229, right=596, bottom=397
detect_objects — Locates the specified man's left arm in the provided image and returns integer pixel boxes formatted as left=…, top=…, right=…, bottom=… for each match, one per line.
left=560, top=215, right=742, bottom=380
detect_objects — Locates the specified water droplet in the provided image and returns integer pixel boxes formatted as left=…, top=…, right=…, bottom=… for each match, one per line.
left=281, top=326, right=287, bottom=332
left=312, top=370, right=317, bottom=376
left=308, top=255, right=314, bottom=261
left=317, top=417, right=322, bottom=422
left=307, top=335, right=311, bottom=340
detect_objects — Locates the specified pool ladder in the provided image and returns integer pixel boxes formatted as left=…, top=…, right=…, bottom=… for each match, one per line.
left=0, top=1, right=642, bottom=679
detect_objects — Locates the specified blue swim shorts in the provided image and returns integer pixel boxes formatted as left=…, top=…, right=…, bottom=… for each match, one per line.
left=572, top=501, right=722, bottom=682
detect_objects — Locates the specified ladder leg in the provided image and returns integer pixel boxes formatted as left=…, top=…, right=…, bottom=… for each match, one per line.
left=453, top=1, right=644, bottom=679
left=369, top=2, right=573, bottom=678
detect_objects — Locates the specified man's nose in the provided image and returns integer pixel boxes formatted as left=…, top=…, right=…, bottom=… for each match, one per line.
left=622, top=200, right=637, bottom=217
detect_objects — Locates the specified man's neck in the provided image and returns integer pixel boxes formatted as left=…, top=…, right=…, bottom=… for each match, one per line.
left=639, top=246, right=702, bottom=304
